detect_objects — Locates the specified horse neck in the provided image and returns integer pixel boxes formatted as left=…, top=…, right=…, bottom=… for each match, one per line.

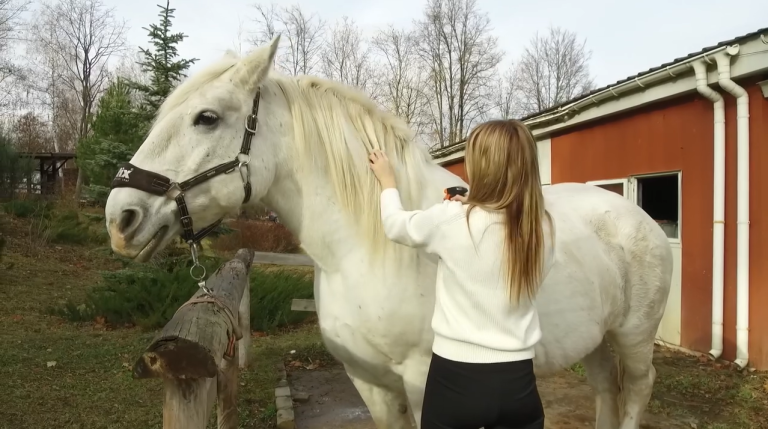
left=258, top=151, right=450, bottom=272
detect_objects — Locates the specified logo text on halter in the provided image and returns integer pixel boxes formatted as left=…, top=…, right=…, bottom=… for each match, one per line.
left=115, top=167, right=133, bottom=181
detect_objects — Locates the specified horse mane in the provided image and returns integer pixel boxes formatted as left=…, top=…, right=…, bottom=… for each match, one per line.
left=265, top=72, right=435, bottom=252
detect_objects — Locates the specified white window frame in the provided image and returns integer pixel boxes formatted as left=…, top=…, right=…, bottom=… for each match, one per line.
left=586, top=178, right=633, bottom=201
left=629, top=171, right=682, bottom=244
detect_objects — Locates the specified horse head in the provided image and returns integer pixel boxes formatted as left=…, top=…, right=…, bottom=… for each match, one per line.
left=105, top=36, right=283, bottom=262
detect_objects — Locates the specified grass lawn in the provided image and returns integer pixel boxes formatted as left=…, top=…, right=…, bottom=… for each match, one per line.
left=0, top=216, right=328, bottom=429
left=1, top=210, right=766, bottom=429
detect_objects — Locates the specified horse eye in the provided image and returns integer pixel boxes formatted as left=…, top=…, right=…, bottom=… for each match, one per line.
left=194, top=111, right=219, bottom=127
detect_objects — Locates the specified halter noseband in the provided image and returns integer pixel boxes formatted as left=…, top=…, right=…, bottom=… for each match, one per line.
left=110, top=89, right=262, bottom=291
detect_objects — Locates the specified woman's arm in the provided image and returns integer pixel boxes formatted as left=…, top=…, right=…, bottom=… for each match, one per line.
left=369, top=149, right=456, bottom=248
left=380, top=188, right=448, bottom=248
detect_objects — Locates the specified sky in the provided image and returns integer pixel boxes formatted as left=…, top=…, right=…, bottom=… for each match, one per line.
left=67, top=0, right=768, bottom=87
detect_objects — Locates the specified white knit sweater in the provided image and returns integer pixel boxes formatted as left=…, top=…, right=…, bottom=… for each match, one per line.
left=379, top=188, right=554, bottom=364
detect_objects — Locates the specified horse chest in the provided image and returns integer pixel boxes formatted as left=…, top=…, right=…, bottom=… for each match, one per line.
left=314, top=271, right=434, bottom=375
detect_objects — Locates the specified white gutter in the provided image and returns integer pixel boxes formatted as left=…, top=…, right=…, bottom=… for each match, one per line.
left=524, top=45, right=733, bottom=128
left=692, top=60, right=726, bottom=360
left=714, top=46, right=751, bottom=369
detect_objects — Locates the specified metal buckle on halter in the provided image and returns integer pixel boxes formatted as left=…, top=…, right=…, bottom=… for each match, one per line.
left=245, top=114, right=258, bottom=133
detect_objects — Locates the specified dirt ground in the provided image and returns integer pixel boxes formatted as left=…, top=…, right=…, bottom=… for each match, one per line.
left=288, top=358, right=713, bottom=429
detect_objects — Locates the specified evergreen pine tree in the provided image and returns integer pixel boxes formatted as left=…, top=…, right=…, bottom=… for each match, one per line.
left=77, top=78, right=148, bottom=203
left=132, top=0, right=198, bottom=118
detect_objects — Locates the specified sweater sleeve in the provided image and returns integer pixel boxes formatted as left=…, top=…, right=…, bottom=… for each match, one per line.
left=380, top=188, right=453, bottom=248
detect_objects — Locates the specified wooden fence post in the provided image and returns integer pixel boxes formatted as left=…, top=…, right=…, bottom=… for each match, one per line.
left=132, top=249, right=254, bottom=429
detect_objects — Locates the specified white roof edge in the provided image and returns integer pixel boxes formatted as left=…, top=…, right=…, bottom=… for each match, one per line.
left=432, top=34, right=768, bottom=162
left=433, top=149, right=465, bottom=165
left=525, top=36, right=768, bottom=137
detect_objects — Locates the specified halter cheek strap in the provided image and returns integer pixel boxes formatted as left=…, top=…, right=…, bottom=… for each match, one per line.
left=109, top=89, right=262, bottom=292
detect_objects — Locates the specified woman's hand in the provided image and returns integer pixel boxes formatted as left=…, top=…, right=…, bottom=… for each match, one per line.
left=450, top=194, right=468, bottom=203
left=369, top=150, right=397, bottom=189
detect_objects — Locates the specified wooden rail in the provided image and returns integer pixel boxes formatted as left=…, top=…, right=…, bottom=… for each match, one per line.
left=132, top=249, right=255, bottom=429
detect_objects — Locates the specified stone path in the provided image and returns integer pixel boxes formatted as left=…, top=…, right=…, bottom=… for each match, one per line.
left=288, top=366, right=692, bottom=429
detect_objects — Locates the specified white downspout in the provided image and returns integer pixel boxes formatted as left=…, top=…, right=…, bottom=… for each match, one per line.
left=714, top=45, right=751, bottom=369
left=692, top=60, right=726, bottom=360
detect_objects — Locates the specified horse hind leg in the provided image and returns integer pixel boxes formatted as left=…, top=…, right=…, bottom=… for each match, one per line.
left=608, top=330, right=657, bottom=429
left=346, top=369, right=413, bottom=429
left=581, top=338, right=621, bottom=429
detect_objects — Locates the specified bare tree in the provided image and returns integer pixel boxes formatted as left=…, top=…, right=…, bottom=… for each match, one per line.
left=113, top=49, right=150, bottom=105
left=29, top=0, right=127, bottom=199
left=13, top=111, right=54, bottom=153
left=371, top=25, right=426, bottom=131
left=414, top=0, right=503, bottom=149
left=514, top=26, right=595, bottom=116
left=490, top=65, right=522, bottom=120
left=321, top=16, right=378, bottom=96
left=231, top=16, right=248, bottom=56
left=0, top=0, right=31, bottom=107
left=250, top=3, right=325, bottom=76
left=0, top=0, right=27, bottom=49
left=114, top=50, right=150, bottom=86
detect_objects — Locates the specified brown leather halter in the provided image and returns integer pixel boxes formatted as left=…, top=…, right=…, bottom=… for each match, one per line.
left=110, top=89, right=262, bottom=291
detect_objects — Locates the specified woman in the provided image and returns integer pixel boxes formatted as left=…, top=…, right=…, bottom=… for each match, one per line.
left=368, top=119, right=554, bottom=429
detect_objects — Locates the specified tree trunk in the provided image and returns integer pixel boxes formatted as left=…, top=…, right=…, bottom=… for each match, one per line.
left=73, top=167, right=84, bottom=201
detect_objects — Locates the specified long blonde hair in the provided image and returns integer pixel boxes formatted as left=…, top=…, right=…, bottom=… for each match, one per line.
left=464, top=119, right=552, bottom=304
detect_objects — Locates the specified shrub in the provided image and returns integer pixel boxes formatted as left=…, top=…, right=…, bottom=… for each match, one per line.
left=2, top=200, right=53, bottom=219
left=51, top=255, right=315, bottom=332
left=211, top=219, right=301, bottom=254
left=33, top=209, right=109, bottom=246
left=48, top=210, right=91, bottom=245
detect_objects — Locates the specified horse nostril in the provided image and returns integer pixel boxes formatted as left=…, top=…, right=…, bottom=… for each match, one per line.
left=118, top=209, right=141, bottom=238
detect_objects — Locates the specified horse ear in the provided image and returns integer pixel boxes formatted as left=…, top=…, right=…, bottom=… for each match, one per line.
left=232, top=34, right=280, bottom=92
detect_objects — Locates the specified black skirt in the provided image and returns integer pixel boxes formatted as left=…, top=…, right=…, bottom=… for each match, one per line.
left=421, top=353, right=545, bottom=429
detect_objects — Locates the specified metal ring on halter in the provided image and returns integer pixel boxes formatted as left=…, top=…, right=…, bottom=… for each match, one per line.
left=166, top=181, right=183, bottom=199
left=237, top=153, right=251, bottom=166
left=244, top=115, right=258, bottom=133
left=190, top=263, right=207, bottom=282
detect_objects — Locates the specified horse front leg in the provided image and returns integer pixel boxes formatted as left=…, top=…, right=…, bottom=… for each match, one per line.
left=397, top=353, right=432, bottom=429
left=346, top=366, right=414, bottom=429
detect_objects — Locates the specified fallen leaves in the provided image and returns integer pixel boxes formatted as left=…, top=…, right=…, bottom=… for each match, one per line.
left=287, top=358, right=321, bottom=370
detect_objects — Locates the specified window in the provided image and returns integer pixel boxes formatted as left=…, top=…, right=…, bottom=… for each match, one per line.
left=586, top=173, right=680, bottom=242
left=634, top=173, right=680, bottom=240
left=586, top=179, right=629, bottom=198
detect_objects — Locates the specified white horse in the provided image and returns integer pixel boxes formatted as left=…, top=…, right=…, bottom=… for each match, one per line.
left=105, top=36, right=672, bottom=429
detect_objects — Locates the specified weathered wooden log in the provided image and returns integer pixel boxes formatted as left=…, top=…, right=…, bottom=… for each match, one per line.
left=251, top=250, right=314, bottom=266
left=238, top=284, right=251, bottom=369
left=133, top=248, right=254, bottom=429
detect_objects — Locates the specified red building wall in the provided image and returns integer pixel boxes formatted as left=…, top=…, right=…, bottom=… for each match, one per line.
left=443, top=160, right=467, bottom=182
left=549, top=80, right=768, bottom=368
